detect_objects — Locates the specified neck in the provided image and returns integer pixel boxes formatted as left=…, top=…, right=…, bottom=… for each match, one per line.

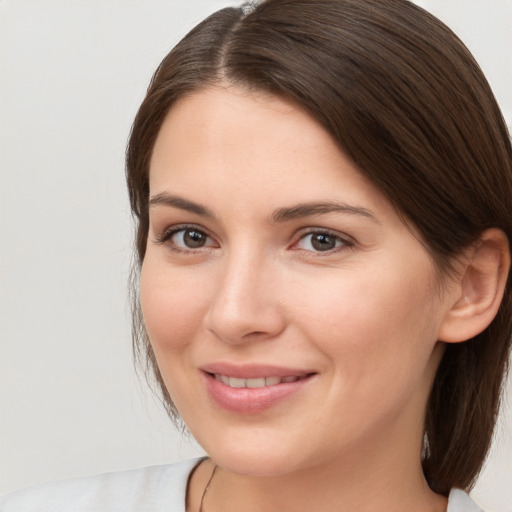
left=189, top=436, right=447, bottom=512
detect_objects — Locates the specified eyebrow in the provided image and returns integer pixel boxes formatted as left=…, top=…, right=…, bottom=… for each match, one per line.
left=149, top=193, right=379, bottom=224
left=271, top=201, right=380, bottom=224
left=149, top=193, right=215, bottom=218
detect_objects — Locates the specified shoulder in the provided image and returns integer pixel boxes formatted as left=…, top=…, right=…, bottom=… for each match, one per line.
left=447, top=489, right=484, bottom=512
left=0, top=458, right=203, bottom=512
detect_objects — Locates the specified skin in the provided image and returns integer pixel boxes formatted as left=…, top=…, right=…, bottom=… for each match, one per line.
left=140, top=86, right=462, bottom=512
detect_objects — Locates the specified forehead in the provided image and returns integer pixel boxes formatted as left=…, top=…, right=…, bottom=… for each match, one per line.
left=149, top=86, right=394, bottom=215
left=151, top=86, right=336, bottom=179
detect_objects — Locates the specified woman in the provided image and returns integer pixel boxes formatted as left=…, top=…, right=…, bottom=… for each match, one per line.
left=2, top=0, right=510, bottom=511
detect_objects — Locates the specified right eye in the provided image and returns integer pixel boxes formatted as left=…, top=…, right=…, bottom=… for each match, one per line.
left=159, top=227, right=218, bottom=252
left=154, top=224, right=218, bottom=253
left=170, top=228, right=211, bottom=249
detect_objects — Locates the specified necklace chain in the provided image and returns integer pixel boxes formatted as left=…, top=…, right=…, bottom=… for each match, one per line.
left=199, top=463, right=218, bottom=512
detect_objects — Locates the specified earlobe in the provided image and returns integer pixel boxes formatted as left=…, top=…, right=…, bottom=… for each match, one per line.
left=438, top=228, right=510, bottom=343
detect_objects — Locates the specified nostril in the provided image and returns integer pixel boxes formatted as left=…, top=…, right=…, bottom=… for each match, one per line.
left=242, top=331, right=266, bottom=338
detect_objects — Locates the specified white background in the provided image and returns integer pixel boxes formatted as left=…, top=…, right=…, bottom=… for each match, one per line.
left=1, top=1, right=511, bottom=511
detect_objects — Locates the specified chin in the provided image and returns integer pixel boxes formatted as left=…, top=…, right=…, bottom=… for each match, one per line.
left=212, top=452, right=302, bottom=477
left=197, top=436, right=307, bottom=477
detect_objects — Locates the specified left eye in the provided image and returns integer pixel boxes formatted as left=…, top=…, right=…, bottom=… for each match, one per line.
left=296, top=232, right=347, bottom=252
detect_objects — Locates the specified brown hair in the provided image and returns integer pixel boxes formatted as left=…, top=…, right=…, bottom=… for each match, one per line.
left=126, top=0, right=512, bottom=495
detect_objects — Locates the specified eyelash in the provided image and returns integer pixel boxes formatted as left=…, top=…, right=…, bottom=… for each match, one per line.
left=293, top=229, right=354, bottom=255
left=155, top=225, right=217, bottom=253
left=154, top=225, right=354, bottom=255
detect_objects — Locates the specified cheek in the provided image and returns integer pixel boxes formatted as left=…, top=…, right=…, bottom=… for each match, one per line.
left=293, top=262, right=441, bottom=389
left=139, top=256, right=210, bottom=358
left=301, top=269, right=441, bottom=439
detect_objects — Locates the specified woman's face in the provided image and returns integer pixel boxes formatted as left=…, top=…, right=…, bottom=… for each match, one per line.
left=141, top=86, right=457, bottom=476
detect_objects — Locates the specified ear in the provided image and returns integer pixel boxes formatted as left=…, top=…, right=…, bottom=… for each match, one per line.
left=438, top=228, right=510, bottom=343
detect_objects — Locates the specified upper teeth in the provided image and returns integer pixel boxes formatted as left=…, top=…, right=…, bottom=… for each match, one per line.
left=214, top=374, right=301, bottom=388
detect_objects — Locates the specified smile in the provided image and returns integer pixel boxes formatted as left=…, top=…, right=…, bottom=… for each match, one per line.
left=212, top=374, right=306, bottom=388
left=202, top=366, right=316, bottom=414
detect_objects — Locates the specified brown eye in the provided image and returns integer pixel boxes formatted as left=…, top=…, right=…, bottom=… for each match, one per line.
left=296, top=231, right=349, bottom=253
left=171, top=228, right=211, bottom=249
left=310, top=233, right=337, bottom=251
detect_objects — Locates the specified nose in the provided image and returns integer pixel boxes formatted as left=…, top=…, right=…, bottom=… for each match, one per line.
left=203, top=248, right=286, bottom=345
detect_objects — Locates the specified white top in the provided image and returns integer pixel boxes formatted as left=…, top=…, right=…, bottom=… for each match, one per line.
left=0, top=458, right=484, bottom=512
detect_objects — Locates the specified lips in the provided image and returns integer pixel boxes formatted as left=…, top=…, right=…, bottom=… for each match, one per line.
left=201, top=363, right=316, bottom=413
